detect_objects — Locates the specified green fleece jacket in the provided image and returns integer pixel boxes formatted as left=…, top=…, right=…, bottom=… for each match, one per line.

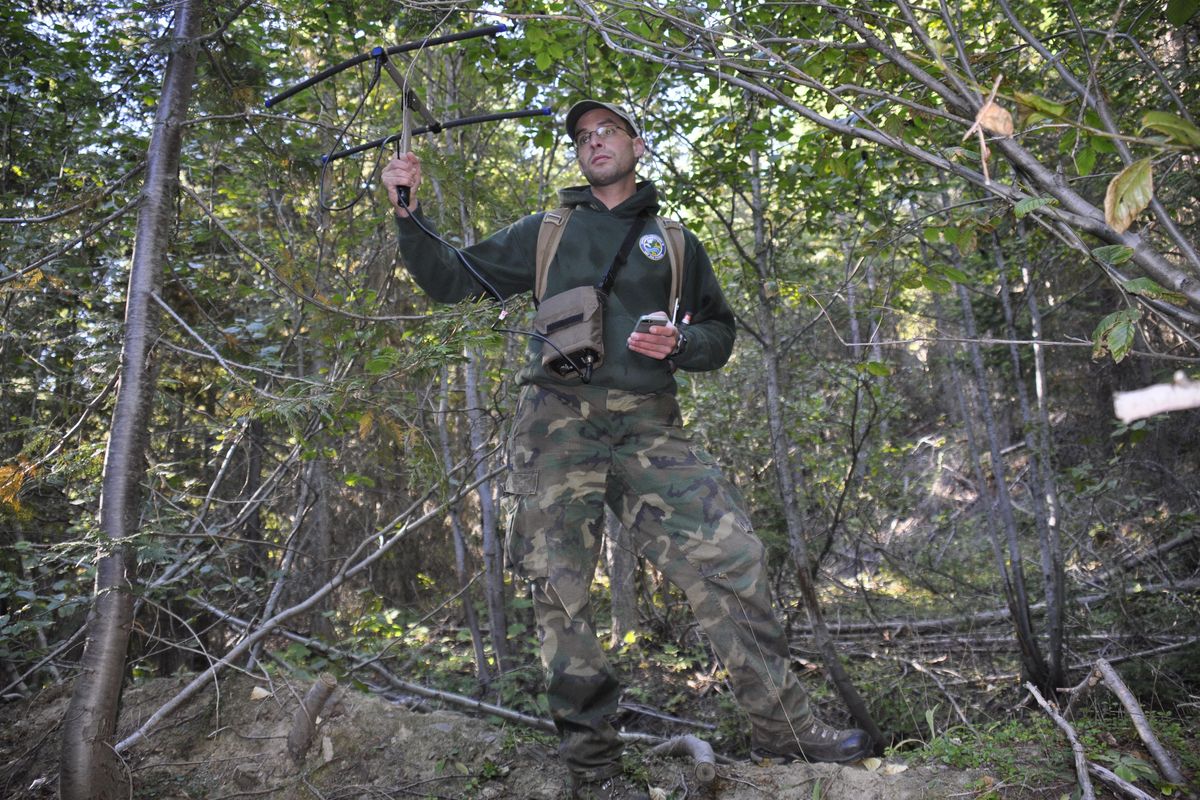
left=395, top=180, right=736, bottom=395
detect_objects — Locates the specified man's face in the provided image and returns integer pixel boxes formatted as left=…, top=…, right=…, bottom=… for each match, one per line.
left=574, top=108, right=644, bottom=188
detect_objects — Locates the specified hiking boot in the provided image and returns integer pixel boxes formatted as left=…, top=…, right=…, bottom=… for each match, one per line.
left=569, top=772, right=651, bottom=800
left=751, top=717, right=872, bottom=765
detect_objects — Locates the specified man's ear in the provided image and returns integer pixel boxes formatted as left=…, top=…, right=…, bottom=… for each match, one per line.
left=633, top=136, right=646, bottom=160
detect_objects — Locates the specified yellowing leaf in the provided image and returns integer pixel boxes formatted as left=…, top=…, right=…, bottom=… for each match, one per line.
left=881, top=762, right=910, bottom=775
left=863, top=757, right=883, bottom=771
left=1104, top=158, right=1154, bottom=234
left=1138, top=111, right=1200, bottom=148
left=249, top=686, right=272, bottom=701
left=358, top=410, right=375, bottom=440
left=977, top=101, right=1013, bottom=136
left=0, top=464, right=24, bottom=509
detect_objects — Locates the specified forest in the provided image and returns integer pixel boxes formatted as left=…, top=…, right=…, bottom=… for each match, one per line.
left=1, top=1, right=1198, bottom=798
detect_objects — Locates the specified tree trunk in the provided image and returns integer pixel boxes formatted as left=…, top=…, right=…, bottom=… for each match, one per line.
left=59, top=3, right=202, bottom=797
left=950, top=278, right=1050, bottom=691
left=439, top=368, right=491, bottom=685
left=746, top=148, right=882, bottom=744
left=604, top=506, right=638, bottom=648
left=994, top=239, right=1065, bottom=689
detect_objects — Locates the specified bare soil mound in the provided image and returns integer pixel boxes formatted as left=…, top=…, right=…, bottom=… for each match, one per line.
left=1, top=675, right=988, bottom=799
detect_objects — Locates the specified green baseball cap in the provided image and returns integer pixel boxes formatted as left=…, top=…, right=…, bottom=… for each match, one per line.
left=565, top=99, right=640, bottom=141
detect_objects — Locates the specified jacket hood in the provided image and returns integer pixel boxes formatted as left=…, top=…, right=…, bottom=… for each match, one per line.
left=556, top=180, right=661, bottom=217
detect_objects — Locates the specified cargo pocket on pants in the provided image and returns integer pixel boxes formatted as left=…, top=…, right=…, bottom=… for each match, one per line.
left=503, top=469, right=548, bottom=581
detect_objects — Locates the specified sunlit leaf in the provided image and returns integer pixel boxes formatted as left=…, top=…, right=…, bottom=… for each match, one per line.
left=1138, top=111, right=1200, bottom=148
left=863, top=757, right=883, bottom=771
left=1104, top=158, right=1153, bottom=233
left=0, top=464, right=24, bottom=509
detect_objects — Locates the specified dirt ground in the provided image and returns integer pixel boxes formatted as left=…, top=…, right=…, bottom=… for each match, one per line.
left=1, top=674, right=997, bottom=799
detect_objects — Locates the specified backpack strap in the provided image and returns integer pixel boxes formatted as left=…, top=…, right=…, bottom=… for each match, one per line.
left=657, top=216, right=686, bottom=315
left=535, top=208, right=573, bottom=302
left=536, top=208, right=688, bottom=312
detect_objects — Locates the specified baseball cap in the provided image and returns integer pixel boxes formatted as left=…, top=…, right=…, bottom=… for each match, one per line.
left=565, top=100, right=640, bottom=141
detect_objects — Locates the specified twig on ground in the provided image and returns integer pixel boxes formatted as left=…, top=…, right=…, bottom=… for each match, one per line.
left=1094, top=661, right=1186, bottom=786
left=1087, top=761, right=1158, bottom=800
left=649, top=734, right=717, bottom=785
left=1063, top=659, right=1186, bottom=786
left=1025, top=682, right=1097, bottom=800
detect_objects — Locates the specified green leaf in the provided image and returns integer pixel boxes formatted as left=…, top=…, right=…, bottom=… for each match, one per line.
left=942, top=266, right=969, bottom=283
left=1167, top=0, right=1199, bottom=24
left=1138, top=111, right=1200, bottom=148
left=1114, top=764, right=1139, bottom=783
left=864, top=361, right=891, bottom=377
left=1092, top=308, right=1141, bottom=363
left=1091, top=245, right=1134, bottom=266
left=364, top=357, right=392, bottom=374
left=1104, top=158, right=1154, bottom=234
left=921, top=275, right=953, bottom=294
left=1075, top=147, right=1097, bottom=177
left=1122, top=277, right=1188, bottom=306
left=1014, top=197, right=1056, bottom=217
left=1014, top=91, right=1068, bottom=119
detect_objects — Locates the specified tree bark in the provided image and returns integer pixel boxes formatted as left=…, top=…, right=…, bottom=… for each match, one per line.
left=59, top=3, right=202, bottom=797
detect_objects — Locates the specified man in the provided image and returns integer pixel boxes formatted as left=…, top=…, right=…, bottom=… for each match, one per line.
left=382, top=100, right=870, bottom=800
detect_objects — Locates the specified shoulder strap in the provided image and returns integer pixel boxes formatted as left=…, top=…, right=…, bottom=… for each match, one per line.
left=535, top=208, right=688, bottom=310
left=657, top=216, right=686, bottom=314
left=535, top=208, right=573, bottom=302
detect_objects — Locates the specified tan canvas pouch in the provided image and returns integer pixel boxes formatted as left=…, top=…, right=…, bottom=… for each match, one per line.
left=533, top=285, right=607, bottom=376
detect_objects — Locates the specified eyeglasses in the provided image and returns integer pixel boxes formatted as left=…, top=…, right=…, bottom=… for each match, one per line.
left=573, top=124, right=631, bottom=149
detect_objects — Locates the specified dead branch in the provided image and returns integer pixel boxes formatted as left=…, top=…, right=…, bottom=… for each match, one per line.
left=1087, top=761, right=1158, bottom=800
left=788, top=577, right=1200, bottom=637
left=1095, top=660, right=1186, bottom=786
left=1114, top=373, right=1200, bottom=423
left=190, top=596, right=745, bottom=773
left=1026, top=682, right=1097, bottom=800
left=113, top=459, right=501, bottom=753
left=286, top=673, right=338, bottom=763
left=649, top=734, right=717, bottom=785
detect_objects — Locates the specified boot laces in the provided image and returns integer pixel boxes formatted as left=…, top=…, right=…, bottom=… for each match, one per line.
left=804, top=718, right=840, bottom=742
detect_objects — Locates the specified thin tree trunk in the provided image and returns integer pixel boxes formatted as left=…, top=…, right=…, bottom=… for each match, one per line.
left=439, top=368, right=491, bottom=685
left=953, top=278, right=1050, bottom=690
left=994, top=241, right=1065, bottom=689
left=747, top=148, right=882, bottom=744
left=1017, top=221, right=1067, bottom=686
left=59, top=3, right=202, bottom=797
left=604, top=506, right=638, bottom=648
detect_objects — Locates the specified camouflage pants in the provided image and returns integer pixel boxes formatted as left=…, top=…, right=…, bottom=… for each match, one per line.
left=503, top=383, right=814, bottom=780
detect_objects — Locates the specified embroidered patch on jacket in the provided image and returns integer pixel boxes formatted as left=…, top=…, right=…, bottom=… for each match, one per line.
left=639, top=234, right=667, bottom=261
